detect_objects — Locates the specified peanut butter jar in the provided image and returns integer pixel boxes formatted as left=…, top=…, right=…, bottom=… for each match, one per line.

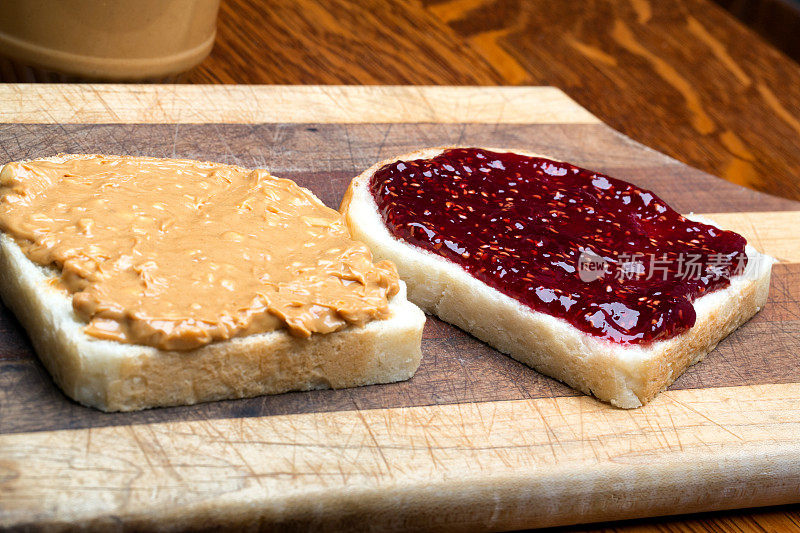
left=0, top=0, right=220, bottom=82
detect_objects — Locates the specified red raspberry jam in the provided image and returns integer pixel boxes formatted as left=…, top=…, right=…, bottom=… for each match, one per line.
left=370, top=148, right=748, bottom=344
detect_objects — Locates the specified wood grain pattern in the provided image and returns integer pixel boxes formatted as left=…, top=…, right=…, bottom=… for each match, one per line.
left=189, top=0, right=800, bottom=203
left=0, top=84, right=598, bottom=124
left=0, top=85, right=798, bottom=530
left=2, top=383, right=800, bottom=530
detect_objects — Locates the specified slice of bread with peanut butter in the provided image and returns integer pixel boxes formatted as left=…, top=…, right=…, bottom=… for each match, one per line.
left=0, top=154, right=425, bottom=412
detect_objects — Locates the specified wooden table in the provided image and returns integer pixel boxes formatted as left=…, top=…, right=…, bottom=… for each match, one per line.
left=184, top=1, right=800, bottom=531
left=190, top=0, right=800, bottom=206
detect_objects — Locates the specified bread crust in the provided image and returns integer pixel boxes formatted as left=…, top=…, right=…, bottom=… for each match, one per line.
left=0, top=155, right=426, bottom=412
left=342, top=147, right=774, bottom=408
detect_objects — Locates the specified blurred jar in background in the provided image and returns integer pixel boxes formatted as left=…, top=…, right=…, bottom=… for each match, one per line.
left=0, top=0, right=221, bottom=82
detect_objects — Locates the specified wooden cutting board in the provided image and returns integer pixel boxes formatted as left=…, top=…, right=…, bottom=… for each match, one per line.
left=0, top=85, right=798, bottom=531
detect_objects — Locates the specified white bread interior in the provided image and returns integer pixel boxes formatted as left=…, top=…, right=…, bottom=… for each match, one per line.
left=341, top=147, right=774, bottom=408
left=0, top=157, right=426, bottom=413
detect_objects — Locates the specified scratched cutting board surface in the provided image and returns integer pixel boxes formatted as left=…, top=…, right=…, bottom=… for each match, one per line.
left=0, top=86, right=798, bottom=531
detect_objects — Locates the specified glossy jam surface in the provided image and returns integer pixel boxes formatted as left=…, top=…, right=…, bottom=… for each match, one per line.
left=370, top=148, right=748, bottom=344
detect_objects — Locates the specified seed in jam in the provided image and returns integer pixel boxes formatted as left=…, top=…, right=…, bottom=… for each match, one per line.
left=369, top=148, right=748, bottom=344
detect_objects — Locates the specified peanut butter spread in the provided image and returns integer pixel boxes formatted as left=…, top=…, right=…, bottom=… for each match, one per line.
left=0, top=155, right=399, bottom=350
